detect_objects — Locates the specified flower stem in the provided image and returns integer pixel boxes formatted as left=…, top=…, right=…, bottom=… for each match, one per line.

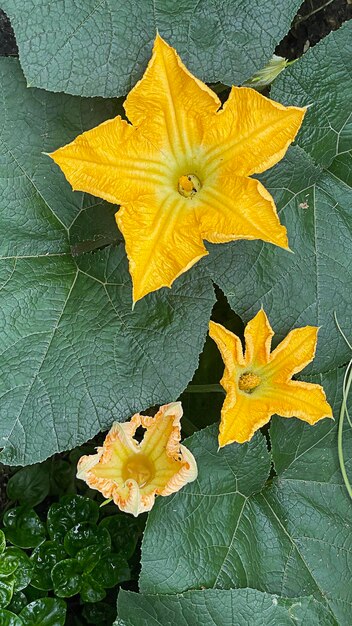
left=184, top=384, right=225, bottom=394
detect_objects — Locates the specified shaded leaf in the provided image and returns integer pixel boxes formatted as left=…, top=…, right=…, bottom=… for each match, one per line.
left=19, top=598, right=66, bottom=626
left=2, top=0, right=302, bottom=97
left=117, top=589, right=336, bottom=626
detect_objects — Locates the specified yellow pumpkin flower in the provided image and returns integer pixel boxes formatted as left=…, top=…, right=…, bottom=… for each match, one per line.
left=48, top=35, right=306, bottom=303
left=209, top=310, right=333, bottom=447
left=76, top=402, right=197, bottom=516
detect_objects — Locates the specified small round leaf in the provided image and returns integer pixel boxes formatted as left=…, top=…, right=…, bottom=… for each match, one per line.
left=20, top=598, right=66, bottom=626
left=51, top=559, right=82, bottom=598
left=0, top=577, right=14, bottom=609
left=80, top=575, right=106, bottom=604
left=7, top=464, right=50, bottom=508
left=47, top=496, right=99, bottom=543
left=7, top=591, right=27, bottom=614
left=30, top=541, right=67, bottom=590
left=64, top=523, right=111, bottom=558
left=6, top=548, right=32, bottom=592
left=0, top=531, right=6, bottom=555
left=92, top=554, right=130, bottom=589
left=3, top=508, right=46, bottom=549
left=0, top=609, right=23, bottom=626
left=99, top=515, right=141, bottom=559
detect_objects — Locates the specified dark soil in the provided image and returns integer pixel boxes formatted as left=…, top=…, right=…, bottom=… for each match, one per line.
left=1, top=0, right=351, bottom=59
left=277, top=0, right=352, bottom=59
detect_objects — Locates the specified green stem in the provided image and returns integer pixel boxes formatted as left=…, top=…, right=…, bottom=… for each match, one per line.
left=184, top=384, right=225, bottom=394
left=338, top=359, right=352, bottom=499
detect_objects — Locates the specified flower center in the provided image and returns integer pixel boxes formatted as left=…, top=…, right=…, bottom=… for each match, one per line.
left=178, top=174, right=201, bottom=198
left=122, top=454, right=155, bottom=488
left=238, top=371, right=261, bottom=394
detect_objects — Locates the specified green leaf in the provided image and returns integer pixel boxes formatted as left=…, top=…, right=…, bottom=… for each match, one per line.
left=30, top=541, right=67, bottom=591
left=19, top=598, right=66, bottom=626
left=0, top=609, right=23, bottom=626
left=5, top=548, right=32, bottom=592
left=79, top=575, right=106, bottom=604
left=51, top=559, right=82, bottom=598
left=140, top=425, right=271, bottom=593
left=47, top=496, right=99, bottom=544
left=0, top=532, right=6, bottom=555
left=0, top=577, right=14, bottom=609
left=64, top=523, right=111, bottom=558
left=82, top=601, right=116, bottom=626
left=91, top=554, right=130, bottom=588
left=6, top=463, right=50, bottom=507
left=2, top=0, right=302, bottom=97
left=207, top=22, right=352, bottom=374
left=3, top=508, right=46, bottom=549
left=272, top=22, right=352, bottom=169
left=0, top=58, right=215, bottom=466
left=140, top=369, right=352, bottom=624
left=117, top=589, right=336, bottom=626
left=7, top=592, right=27, bottom=614
left=99, top=515, right=141, bottom=559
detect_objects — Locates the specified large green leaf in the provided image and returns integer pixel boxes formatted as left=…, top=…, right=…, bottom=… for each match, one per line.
left=0, top=58, right=215, bottom=465
left=140, top=367, right=352, bottom=624
left=1, top=0, right=302, bottom=97
left=207, top=22, right=352, bottom=374
left=117, top=589, right=336, bottom=626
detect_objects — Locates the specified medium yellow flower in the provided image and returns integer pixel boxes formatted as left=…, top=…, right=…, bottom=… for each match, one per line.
left=209, top=310, right=333, bottom=447
left=76, top=402, right=197, bottom=516
left=49, top=35, right=306, bottom=303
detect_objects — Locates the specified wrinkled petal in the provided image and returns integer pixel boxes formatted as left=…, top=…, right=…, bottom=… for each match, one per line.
left=268, top=326, right=319, bottom=382
left=124, top=34, right=220, bottom=155
left=197, top=174, right=289, bottom=249
left=209, top=321, right=245, bottom=375
left=243, top=309, right=274, bottom=367
left=271, top=380, right=333, bottom=424
left=202, top=86, right=306, bottom=176
left=49, top=116, right=164, bottom=205
left=116, top=194, right=207, bottom=303
left=218, top=392, right=273, bottom=446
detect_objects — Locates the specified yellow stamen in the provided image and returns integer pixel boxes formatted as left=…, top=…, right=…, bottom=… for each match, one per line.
left=238, top=372, right=261, bottom=393
left=178, top=174, right=201, bottom=198
left=122, top=454, right=155, bottom=488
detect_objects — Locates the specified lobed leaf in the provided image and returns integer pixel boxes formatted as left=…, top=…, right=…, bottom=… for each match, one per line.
left=2, top=0, right=302, bottom=97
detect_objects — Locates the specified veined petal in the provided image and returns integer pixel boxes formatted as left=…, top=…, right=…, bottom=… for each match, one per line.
left=202, top=86, right=306, bottom=176
left=267, top=326, right=319, bottom=382
left=244, top=309, right=274, bottom=367
left=49, top=116, right=164, bottom=205
left=271, top=380, right=333, bottom=424
left=218, top=391, right=273, bottom=446
left=198, top=174, right=288, bottom=249
left=124, top=34, right=220, bottom=157
left=116, top=193, right=208, bottom=303
left=209, top=321, right=245, bottom=375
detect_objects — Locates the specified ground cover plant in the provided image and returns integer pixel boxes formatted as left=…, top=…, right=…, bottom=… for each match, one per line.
left=0, top=0, right=351, bottom=624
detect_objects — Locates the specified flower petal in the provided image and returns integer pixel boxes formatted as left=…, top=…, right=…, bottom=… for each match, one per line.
left=243, top=309, right=274, bottom=367
left=49, top=116, right=164, bottom=205
left=202, top=86, right=306, bottom=176
left=271, top=380, right=333, bottom=424
left=218, top=392, right=273, bottom=446
left=209, top=321, right=245, bottom=375
left=267, top=326, right=319, bottom=382
left=197, top=174, right=289, bottom=249
left=116, top=194, right=208, bottom=303
left=124, top=34, right=220, bottom=155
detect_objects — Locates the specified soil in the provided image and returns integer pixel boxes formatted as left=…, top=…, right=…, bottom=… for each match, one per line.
left=0, top=0, right=351, bottom=59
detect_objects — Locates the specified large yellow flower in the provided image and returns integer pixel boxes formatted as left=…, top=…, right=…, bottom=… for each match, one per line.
left=209, top=310, right=333, bottom=447
left=49, top=35, right=306, bottom=303
left=77, top=402, right=197, bottom=516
